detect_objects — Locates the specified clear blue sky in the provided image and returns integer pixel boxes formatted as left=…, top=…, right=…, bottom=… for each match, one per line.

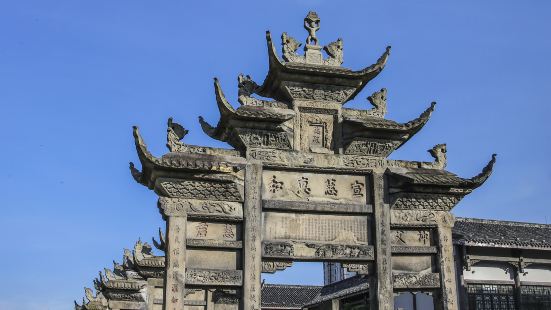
left=1, top=1, right=550, bottom=309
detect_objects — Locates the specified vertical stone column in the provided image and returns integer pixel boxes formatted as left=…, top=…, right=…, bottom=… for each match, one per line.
left=243, top=163, right=262, bottom=310
left=159, top=198, right=188, bottom=310
left=437, top=213, right=458, bottom=310
left=371, top=172, right=393, bottom=310
left=331, top=298, right=340, bottom=310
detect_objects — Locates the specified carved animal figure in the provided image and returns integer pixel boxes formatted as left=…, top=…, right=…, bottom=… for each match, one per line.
left=237, top=74, right=260, bottom=98
left=428, top=144, right=447, bottom=169
left=166, top=117, right=188, bottom=152
left=324, top=38, right=343, bottom=66
left=281, top=32, right=302, bottom=62
left=367, top=88, right=388, bottom=118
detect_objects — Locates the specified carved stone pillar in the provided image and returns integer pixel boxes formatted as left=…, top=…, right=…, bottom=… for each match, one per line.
left=437, top=213, right=458, bottom=310
left=371, top=172, right=393, bottom=310
left=331, top=298, right=340, bottom=310
left=243, top=163, right=262, bottom=310
left=159, top=198, right=188, bottom=310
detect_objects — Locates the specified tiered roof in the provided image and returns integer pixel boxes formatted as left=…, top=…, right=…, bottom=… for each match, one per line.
left=74, top=239, right=165, bottom=310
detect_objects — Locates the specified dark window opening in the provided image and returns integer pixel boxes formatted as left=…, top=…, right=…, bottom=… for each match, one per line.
left=466, top=284, right=516, bottom=310
left=520, top=285, right=551, bottom=310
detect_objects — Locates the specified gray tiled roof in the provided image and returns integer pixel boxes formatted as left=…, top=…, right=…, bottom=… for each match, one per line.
left=261, top=284, right=322, bottom=309
left=306, top=275, right=369, bottom=306
left=453, top=217, right=551, bottom=250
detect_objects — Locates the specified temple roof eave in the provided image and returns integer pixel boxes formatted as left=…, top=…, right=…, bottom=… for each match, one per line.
left=199, top=78, right=295, bottom=142
left=131, top=126, right=246, bottom=188
left=388, top=154, right=497, bottom=192
left=257, top=31, right=391, bottom=102
left=343, top=102, right=435, bottom=142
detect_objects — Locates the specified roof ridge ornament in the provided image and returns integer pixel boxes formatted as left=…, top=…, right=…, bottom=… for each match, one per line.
left=420, top=144, right=447, bottom=169
left=304, top=11, right=320, bottom=46
left=281, top=11, right=343, bottom=66
left=152, top=227, right=166, bottom=252
left=367, top=88, right=388, bottom=118
left=166, top=117, right=189, bottom=152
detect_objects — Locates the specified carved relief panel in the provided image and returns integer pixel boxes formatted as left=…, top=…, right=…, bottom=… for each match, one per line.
left=298, top=108, right=337, bottom=154
left=263, top=212, right=370, bottom=244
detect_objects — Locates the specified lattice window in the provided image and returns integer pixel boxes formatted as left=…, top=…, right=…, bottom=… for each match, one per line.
left=520, top=285, right=551, bottom=310
left=467, top=283, right=516, bottom=310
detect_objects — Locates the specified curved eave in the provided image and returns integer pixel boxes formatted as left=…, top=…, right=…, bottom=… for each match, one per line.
left=389, top=154, right=496, bottom=191
left=258, top=31, right=391, bottom=102
left=134, top=256, right=165, bottom=268
left=131, top=126, right=154, bottom=187
left=131, top=126, right=243, bottom=188
left=465, top=153, right=497, bottom=189
left=395, top=102, right=436, bottom=149
left=236, top=106, right=295, bottom=122
left=200, top=78, right=294, bottom=140
left=198, top=78, right=237, bottom=141
left=344, top=102, right=435, bottom=142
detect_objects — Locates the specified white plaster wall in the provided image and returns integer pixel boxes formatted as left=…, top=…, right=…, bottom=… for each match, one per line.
left=519, top=265, right=551, bottom=283
left=463, top=262, right=515, bottom=281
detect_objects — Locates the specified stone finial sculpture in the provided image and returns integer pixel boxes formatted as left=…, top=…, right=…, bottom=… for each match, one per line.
left=367, top=88, right=388, bottom=118
left=304, top=11, right=320, bottom=45
left=428, top=144, right=447, bottom=169
left=279, top=11, right=344, bottom=66
left=166, top=117, right=188, bottom=152
left=281, top=32, right=302, bottom=63
left=323, top=38, right=343, bottom=66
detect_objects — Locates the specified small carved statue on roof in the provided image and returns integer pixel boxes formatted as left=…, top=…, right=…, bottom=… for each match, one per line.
left=421, top=144, right=447, bottom=169
left=281, top=32, right=302, bottom=62
left=324, top=38, right=343, bottom=66
left=367, top=88, right=388, bottom=118
left=304, top=11, right=320, bottom=45
left=238, top=74, right=289, bottom=108
left=237, top=74, right=261, bottom=105
left=166, top=117, right=188, bottom=152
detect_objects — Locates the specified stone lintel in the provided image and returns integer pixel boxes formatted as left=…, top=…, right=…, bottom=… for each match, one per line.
left=156, top=178, right=244, bottom=202
left=392, top=272, right=441, bottom=289
left=158, top=197, right=243, bottom=220
left=186, top=239, right=243, bottom=249
left=262, top=240, right=374, bottom=261
left=391, top=245, right=438, bottom=254
left=185, top=269, right=243, bottom=286
left=263, top=199, right=372, bottom=214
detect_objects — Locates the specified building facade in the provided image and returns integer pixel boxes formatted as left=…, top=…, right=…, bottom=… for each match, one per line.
left=71, top=11, right=548, bottom=310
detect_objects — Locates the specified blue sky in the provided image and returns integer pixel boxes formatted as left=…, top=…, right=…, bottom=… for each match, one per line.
left=1, top=1, right=550, bottom=309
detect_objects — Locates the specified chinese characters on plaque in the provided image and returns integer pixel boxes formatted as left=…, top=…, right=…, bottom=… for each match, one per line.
left=263, top=171, right=368, bottom=203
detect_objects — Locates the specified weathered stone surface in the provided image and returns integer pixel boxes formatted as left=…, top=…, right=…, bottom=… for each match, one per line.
left=76, top=10, right=497, bottom=310
left=263, top=212, right=369, bottom=243
left=262, top=240, right=374, bottom=261
left=262, top=171, right=368, bottom=203
left=393, top=272, right=441, bottom=289
left=185, top=269, right=243, bottom=286
left=158, top=197, right=243, bottom=220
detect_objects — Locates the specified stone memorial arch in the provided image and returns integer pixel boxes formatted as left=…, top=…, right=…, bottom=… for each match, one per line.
left=130, top=12, right=495, bottom=310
